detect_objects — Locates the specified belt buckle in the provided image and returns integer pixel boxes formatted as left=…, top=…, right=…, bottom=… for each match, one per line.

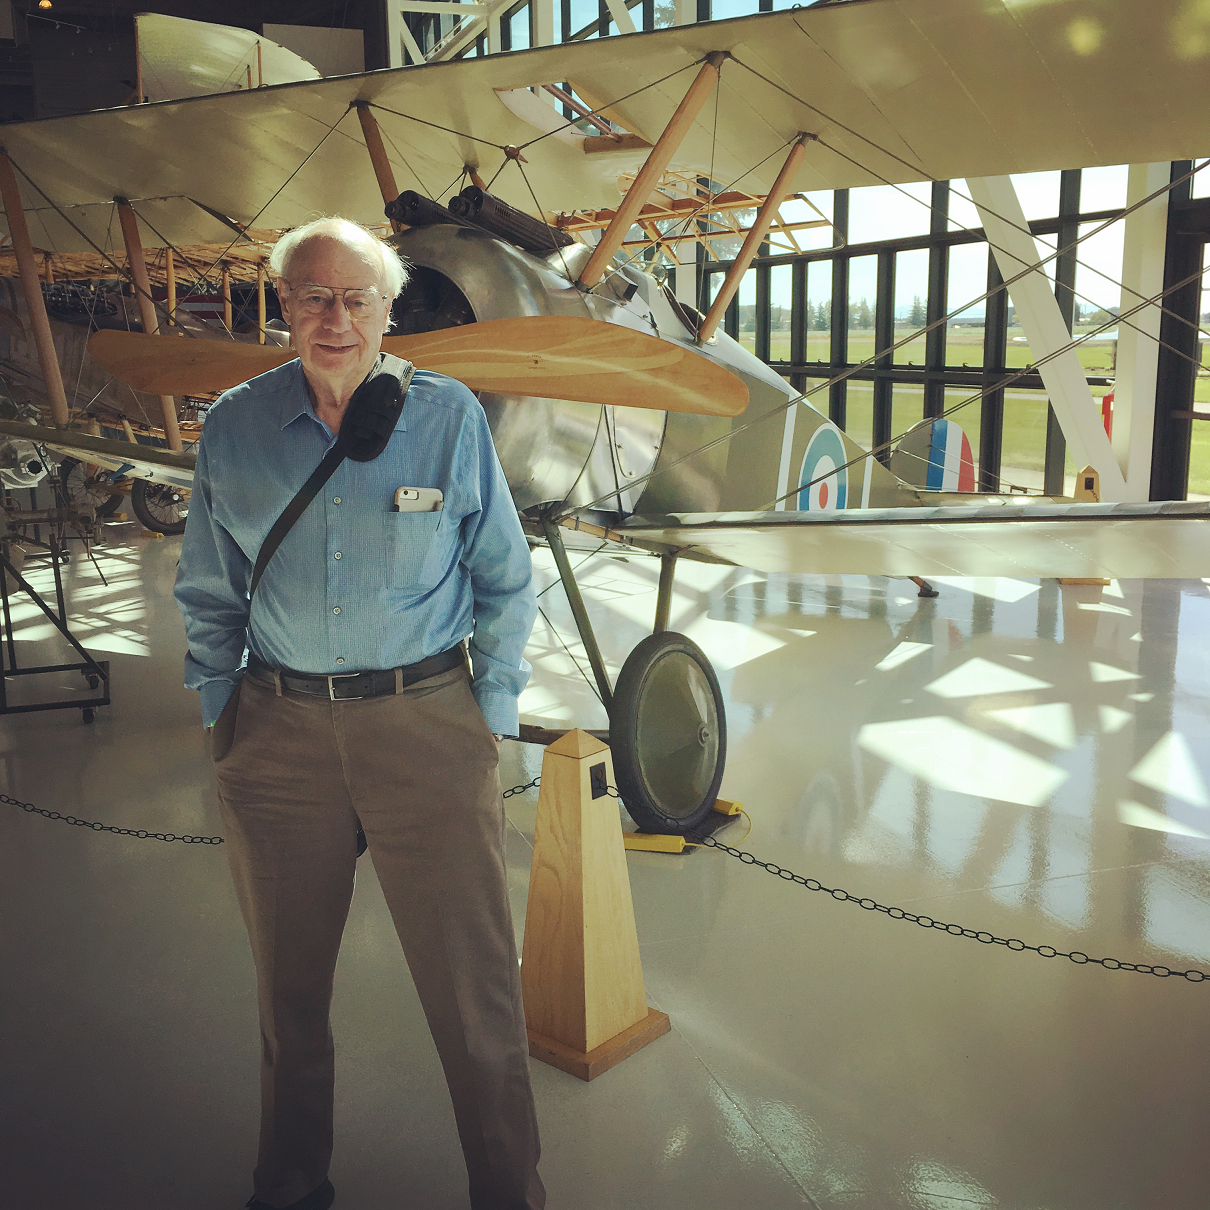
left=327, top=672, right=364, bottom=701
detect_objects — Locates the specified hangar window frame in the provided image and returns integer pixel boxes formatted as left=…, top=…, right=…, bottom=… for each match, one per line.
left=705, top=170, right=1131, bottom=496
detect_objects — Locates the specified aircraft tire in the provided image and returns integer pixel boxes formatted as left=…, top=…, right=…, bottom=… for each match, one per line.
left=59, top=458, right=122, bottom=518
left=609, top=631, right=727, bottom=836
left=131, top=479, right=189, bottom=535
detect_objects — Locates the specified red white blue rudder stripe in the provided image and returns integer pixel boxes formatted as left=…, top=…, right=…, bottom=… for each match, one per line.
left=889, top=418, right=976, bottom=492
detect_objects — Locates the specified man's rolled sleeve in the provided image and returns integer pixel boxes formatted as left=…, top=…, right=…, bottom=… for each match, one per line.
left=458, top=404, right=537, bottom=738
left=174, top=432, right=253, bottom=727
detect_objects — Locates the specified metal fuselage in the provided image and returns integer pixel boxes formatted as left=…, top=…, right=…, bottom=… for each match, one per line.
left=390, top=224, right=919, bottom=519
left=0, top=228, right=920, bottom=516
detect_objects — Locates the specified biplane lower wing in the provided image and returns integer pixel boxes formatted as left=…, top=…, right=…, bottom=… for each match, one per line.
left=0, top=419, right=197, bottom=491
left=614, top=502, right=1210, bottom=580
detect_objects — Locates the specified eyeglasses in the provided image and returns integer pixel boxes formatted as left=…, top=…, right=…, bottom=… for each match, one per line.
left=282, top=279, right=388, bottom=321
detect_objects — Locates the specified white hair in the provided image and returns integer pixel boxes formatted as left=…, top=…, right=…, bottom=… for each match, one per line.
left=268, top=217, right=409, bottom=299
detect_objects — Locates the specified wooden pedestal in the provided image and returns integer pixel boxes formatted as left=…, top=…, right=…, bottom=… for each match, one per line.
left=520, top=729, right=668, bottom=1081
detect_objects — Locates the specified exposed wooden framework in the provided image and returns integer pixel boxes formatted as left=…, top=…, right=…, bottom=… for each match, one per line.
left=558, top=170, right=830, bottom=264
left=0, top=151, right=70, bottom=427
left=578, top=52, right=725, bottom=289
left=115, top=198, right=183, bottom=451
left=355, top=102, right=404, bottom=232
left=698, top=136, right=810, bottom=343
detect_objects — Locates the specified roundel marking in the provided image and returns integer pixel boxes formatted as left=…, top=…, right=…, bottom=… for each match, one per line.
left=798, top=423, right=848, bottom=511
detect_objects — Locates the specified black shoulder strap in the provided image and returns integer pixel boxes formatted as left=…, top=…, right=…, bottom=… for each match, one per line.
left=249, top=357, right=415, bottom=600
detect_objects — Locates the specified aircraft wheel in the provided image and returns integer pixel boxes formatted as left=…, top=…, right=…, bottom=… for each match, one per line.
left=609, top=631, right=727, bottom=835
left=59, top=458, right=122, bottom=517
left=131, top=480, right=189, bottom=535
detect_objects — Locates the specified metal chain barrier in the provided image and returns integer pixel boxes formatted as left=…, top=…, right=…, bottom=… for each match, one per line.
left=2, top=778, right=546, bottom=846
left=8, top=775, right=1205, bottom=982
left=686, top=826, right=1210, bottom=985
left=502, top=776, right=540, bottom=799
left=1, top=792, right=224, bottom=844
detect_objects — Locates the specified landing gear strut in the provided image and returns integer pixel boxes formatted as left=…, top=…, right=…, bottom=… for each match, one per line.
left=542, top=516, right=727, bottom=835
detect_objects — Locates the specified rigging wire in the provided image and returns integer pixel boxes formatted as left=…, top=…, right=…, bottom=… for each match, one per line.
left=515, top=58, right=704, bottom=152
left=811, top=132, right=1208, bottom=369
left=562, top=259, right=1209, bottom=521
left=514, top=158, right=575, bottom=283
left=375, top=120, right=437, bottom=200
left=536, top=602, right=604, bottom=705
left=560, top=158, right=1210, bottom=517
left=365, top=100, right=507, bottom=150
left=730, top=51, right=1202, bottom=335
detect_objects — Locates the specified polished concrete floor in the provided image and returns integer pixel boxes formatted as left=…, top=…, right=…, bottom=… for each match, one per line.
left=2, top=521, right=1209, bottom=1209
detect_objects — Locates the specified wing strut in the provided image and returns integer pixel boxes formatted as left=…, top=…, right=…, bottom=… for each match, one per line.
left=698, top=134, right=812, bottom=343
left=116, top=199, right=184, bottom=450
left=0, top=152, right=69, bottom=428
left=578, top=52, right=726, bottom=289
left=355, top=102, right=403, bottom=233
left=541, top=513, right=614, bottom=707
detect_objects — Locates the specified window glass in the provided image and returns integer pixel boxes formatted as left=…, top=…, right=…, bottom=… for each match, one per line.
left=653, top=0, right=676, bottom=27
left=947, top=182, right=982, bottom=233
left=947, top=242, right=986, bottom=368
left=736, top=267, right=757, bottom=356
left=847, top=255, right=877, bottom=367
left=769, top=264, right=792, bottom=363
left=711, top=0, right=761, bottom=17
left=845, top=380, right=874, bottom=451
left=1192, top=159, right=1210, bottom=200
left=892, top=384, right=926, bottom=446
left=805, top=260, right=831, bottom=362
left=508, top=3, right=531, bottom=48
left=1073, top=218, right=1124, bottom=374
left=848, top=182, right=931, bottom=244
left=893, top=248, right=929, bottom=365
left=1009, top=170, right=1061, bottom=220
left=999, top=387, right=1052, bottom=494
left=1081, top=164, right=1128, bottom=212
left=706, top=270, right=724, bottom=308
left=777, top=192, right=834, bottom=253
left=1187, top=245, right=1210, bottom=497
left=568, top=0, right=599, bottom=37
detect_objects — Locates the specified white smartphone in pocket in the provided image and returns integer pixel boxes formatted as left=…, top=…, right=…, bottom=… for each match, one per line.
left=393, top=487, right=444, bottom=513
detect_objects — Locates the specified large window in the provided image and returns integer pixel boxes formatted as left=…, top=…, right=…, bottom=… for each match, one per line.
left=442, top=6, right=1200, bottom=499
left=744, top=170, right=1125, bottom=494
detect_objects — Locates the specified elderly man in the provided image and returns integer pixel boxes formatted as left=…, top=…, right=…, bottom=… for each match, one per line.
left=174, top=217, right=544, bottom=1210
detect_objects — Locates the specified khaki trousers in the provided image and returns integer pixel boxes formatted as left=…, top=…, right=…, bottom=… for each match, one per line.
left=213, top=666, right=545, bottom=1210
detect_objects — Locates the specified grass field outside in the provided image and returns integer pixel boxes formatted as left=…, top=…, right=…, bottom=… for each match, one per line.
left=738, top=321, right=1210, bottom=496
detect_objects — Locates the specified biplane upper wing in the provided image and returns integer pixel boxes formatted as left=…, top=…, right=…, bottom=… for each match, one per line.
left=613, top=502, right=1210, bottom=580
left=4, top=0, right=1210, bottom=251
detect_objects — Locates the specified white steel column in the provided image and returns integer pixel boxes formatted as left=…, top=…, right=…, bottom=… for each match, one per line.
left=533, top=0, right=555, bottom=46
left=1112, top=162, right=1167, bottom=498
left=967, top=174, right=1127, bottom=500
left=674, top=0, right=696, bottom=25
left=604, top=0, right=638, bottom=34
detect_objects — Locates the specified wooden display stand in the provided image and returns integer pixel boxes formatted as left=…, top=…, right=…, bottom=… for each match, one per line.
left=1060, top=465, right=1111, bottom=586
left=520, top=729, right=670, bottom=1081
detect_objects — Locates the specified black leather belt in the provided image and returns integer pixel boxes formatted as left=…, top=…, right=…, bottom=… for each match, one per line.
left=247, top=646, right=465, bottom=701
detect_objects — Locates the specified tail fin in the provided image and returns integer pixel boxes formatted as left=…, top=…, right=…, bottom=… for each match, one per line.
left=890, top=418, right=976, bottom=492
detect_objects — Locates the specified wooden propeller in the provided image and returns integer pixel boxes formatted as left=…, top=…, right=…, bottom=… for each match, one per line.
left=87, top=316, right=749, bottom=417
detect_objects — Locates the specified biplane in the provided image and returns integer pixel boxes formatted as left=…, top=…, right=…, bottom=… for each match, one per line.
left=1, top=0, right=1209, bottom=833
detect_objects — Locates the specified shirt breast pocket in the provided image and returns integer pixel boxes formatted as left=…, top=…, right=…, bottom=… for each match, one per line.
left=384, top=510, right=446, bottom=591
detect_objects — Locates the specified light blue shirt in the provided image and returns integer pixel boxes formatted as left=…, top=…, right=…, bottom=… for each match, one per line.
left=173, top=359, right=537, bottom=734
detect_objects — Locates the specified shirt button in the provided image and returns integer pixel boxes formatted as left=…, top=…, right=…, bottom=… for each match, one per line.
left=333, top=551, right=342, bottom=560
left=333, top=497, right=341, bottom=504
left=336, top=657, right=345, bottom=665
left=332, top=606, right=341, bottom=615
